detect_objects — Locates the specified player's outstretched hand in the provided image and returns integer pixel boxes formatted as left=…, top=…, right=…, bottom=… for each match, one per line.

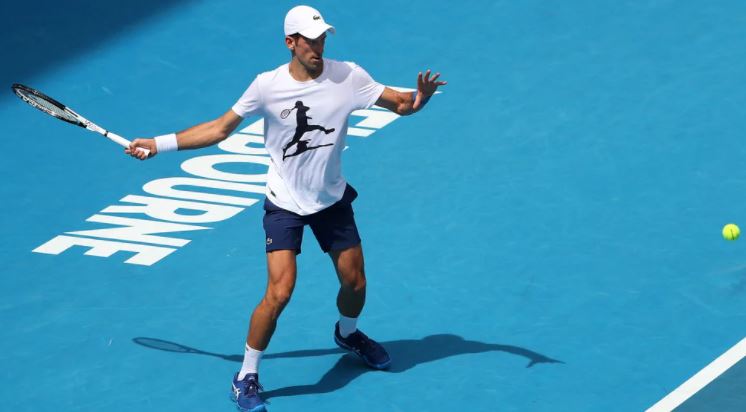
left=126, top=138, right=156, bottom=160
left=413, top=69, right=447, bottom=110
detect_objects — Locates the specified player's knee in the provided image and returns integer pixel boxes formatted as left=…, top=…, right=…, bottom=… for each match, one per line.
left=340, top=268, right=366, bottom=292
left=264, top=284, right=294, bottom=312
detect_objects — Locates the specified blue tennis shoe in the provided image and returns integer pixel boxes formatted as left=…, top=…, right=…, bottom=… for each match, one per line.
left=231, top=372, right=266, bottom=412
left=334, top=322, right=391, bottom=370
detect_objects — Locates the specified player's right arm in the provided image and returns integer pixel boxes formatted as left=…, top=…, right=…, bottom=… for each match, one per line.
left=126, top=109, right=243, bottom=160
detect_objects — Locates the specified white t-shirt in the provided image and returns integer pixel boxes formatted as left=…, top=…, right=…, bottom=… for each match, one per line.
left=232, top=59, right=385, bottom=215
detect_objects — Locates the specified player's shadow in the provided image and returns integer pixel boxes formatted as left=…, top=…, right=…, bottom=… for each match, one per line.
left=133, top=334, right=562, bottom=400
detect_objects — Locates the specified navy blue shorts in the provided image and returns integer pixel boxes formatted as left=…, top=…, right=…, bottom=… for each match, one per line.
left=263, top=185, right=361, bottom=254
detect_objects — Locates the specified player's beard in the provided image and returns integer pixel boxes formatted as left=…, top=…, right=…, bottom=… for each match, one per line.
left=303, top=54, right=323, bottom=75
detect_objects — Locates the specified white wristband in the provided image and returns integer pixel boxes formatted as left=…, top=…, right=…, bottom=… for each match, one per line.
left=154, top=133, right=178, bottom=153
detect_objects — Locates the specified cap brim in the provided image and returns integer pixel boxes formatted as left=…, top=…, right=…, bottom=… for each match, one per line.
left=299, top=23, right=335, bottom=39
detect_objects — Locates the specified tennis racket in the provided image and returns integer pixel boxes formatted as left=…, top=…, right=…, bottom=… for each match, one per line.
left=280, top=107, right=296, bottom=119
left=11, top=83, right=149, bottom=157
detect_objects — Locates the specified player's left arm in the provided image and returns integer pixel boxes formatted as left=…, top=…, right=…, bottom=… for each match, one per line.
left=375, top=69, right=446, bottom=116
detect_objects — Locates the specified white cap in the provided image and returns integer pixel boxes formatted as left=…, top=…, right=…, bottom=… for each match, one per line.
left=284, top=5, right=335, bottom=39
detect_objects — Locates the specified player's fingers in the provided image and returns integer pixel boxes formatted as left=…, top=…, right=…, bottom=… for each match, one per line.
left=128, top=140, right=141, bottom=152
left=424, top=69, right=431, bottom=82
left=139, top=148, right=152, bottom=159
left=128, top=140, right=144, bottom=159
left=430, top=72, right=441, bottom=82
left=135, top=140, right=153, bottom=158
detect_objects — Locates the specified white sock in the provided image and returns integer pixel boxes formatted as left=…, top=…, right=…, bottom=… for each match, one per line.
left=338, top=315, right=358, bottom=338
left=238, top=344, right=263, bottom=380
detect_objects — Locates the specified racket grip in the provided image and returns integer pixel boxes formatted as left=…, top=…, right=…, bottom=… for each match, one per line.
left=107, top=131, right=150, bottom=157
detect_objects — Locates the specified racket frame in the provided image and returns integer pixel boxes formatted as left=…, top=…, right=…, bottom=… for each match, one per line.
left=12, top=83, right=149, bottom=157
left=280, top=107, right=295, bottom=119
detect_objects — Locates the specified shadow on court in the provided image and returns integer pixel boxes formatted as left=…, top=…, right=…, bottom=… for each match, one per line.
left=0, top=0, right=195, bottom=93
left=133, top=334, right=563, bottom=400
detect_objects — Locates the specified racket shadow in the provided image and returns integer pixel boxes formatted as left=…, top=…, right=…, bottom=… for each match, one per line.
left=132, top=335, right=563, bottom=400
left=131, top=337, right=345, bottom=362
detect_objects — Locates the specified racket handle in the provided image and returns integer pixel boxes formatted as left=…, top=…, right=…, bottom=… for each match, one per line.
left=107, top=131, right=151, bottom=157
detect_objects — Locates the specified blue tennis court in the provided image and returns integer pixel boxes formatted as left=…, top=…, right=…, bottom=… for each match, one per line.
left=2, top=1, right=746, bottom=411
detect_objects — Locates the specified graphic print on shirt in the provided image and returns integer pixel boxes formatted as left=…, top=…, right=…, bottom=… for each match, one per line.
left=281, top=100, right=336, bottom=160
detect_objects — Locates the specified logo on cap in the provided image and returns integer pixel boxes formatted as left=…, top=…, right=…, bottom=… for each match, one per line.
left=313, top=15, right=320, bottom=20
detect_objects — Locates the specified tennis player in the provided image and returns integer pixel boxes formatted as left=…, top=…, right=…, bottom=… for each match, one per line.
left=126, top=5, right=445, bottom=411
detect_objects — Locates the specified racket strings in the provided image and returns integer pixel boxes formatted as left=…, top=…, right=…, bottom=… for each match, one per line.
left=280, top=107, right=296, bottom=119
left=15, top=89, right=79, bottom=124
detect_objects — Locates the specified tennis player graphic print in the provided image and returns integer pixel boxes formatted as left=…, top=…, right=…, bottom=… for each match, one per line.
left=282, top=100, right=335, bottom=160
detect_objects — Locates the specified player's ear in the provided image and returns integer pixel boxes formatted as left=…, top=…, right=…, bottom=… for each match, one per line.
left=285, top=35, right=296, bottom=52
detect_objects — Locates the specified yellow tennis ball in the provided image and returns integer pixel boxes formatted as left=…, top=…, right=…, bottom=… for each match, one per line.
left=723, top=223, right=740, bottom=241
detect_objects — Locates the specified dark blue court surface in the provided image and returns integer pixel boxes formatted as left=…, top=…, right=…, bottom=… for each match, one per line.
left=678, top=355, right=746, bottom=412
left=2, top=1, right=745, bottom=411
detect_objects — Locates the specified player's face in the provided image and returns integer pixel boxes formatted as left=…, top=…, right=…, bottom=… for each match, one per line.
left=290, top=33, right=326, bottom=72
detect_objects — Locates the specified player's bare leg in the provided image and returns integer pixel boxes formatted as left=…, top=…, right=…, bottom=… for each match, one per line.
left=247, top=250, right=298, bottom=350
left=232, top=252, right=295, bottom=411
left=330, top=244, right=366, bottom=317
left=330, top=244, right=391, bottom=369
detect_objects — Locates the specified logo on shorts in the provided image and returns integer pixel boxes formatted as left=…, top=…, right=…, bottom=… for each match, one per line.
left=266, top=237, right=273, bottom=245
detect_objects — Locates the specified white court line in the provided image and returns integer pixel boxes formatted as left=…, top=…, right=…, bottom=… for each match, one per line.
left=647, top=337, right=746, bottom=411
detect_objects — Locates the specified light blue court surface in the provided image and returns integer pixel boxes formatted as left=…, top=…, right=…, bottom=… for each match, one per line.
left=2, top=1, right=746, bottom=411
